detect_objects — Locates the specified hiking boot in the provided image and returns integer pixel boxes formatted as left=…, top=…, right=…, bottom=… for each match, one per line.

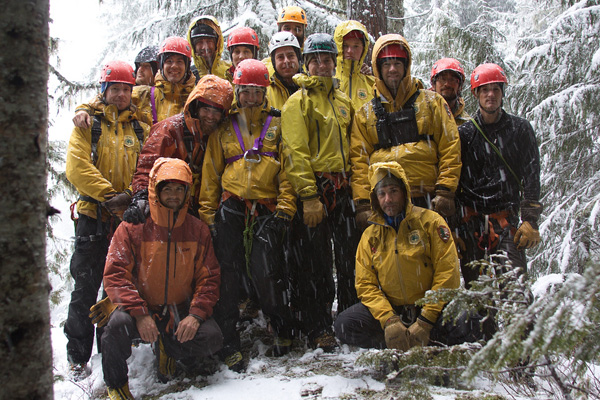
left=68, top=362, right=89, bottom=382
left=312, top=331, right=338, bottom=353
left=107, top=382, right=134, bottom=400
left=224, top=350, right=245, bottom=373
left=273, top=337, right=292, bottom=357
left=154, top=336, right=176, bottom=383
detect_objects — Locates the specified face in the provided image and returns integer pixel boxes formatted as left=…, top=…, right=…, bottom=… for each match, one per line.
left=307, top=53, right=335, bottom=77
left=380, top=58, right=405, bottom=92
left=198, top=106, right=223, bottom=134
left=476, top=83, right=503, bottom=114
left=433, top=71, right=461, bottom=103
left=194, top=37, right=217, bottom=64
left=273, top=47, right=299, bottom=79
left=135, top=63, right=155, bottom=86
left=104, top=83, right=132, bottom=111
left=343, top=37, right=364, bottom=61
left=230, top=46, right=254, bottom=67
left=279, top=22, right=305, bottom=43
left=376, top=185, right=405, bottom=217
left=238, top=87, right=265, bottom=108
left=163, top=54, right=187, bottom=83
left=159, top=182, right=187, bottom=210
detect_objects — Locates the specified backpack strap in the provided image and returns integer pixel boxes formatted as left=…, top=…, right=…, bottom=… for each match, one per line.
left=131, top=120, right=145, bottom=144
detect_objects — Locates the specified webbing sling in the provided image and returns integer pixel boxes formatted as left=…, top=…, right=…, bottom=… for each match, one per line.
left=225, top=114, right=278, bottom=164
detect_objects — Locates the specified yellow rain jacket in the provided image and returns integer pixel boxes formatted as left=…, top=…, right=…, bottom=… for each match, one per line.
left=66, top=96, right=149, bottom=220
left=281, top=74, right=353, bottom=200
left=350, top=34, right=461, bottom=202
left=134, top=72, right=196, bottom=125
left=334, top=20, right=376, bottom=111
left=453, top=96, right=470, bottom=126
left=266, top=74, right=298, bottom=110
left=187, top=16, right=231, bottom=81
left=356, top=162, right=460, bottom=327
left=199, top=100, right=296, bottom=225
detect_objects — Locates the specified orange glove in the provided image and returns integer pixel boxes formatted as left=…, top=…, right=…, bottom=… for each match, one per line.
left=303, top=198, right=326, bottom=228
left=384, top=315, right=410, bottom=351
left=406, top=318, right=434, bottom=348
left=514, top=221, right=541, bottom=249
left=89, top=297, right=117, bottom=328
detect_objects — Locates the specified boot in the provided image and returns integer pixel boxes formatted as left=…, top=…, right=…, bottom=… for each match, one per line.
left=107, top=382, right=134, bottom=400
left=154, top=335, right=175, bottom=383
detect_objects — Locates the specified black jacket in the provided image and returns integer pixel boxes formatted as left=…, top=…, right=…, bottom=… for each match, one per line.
left=457, top=109, right=541, bottom=223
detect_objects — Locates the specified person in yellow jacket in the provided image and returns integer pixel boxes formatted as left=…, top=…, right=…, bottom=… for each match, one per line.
left=187, top=15, right=231, bottom=81
left=64, top=60, right=150, bottom=380
left=281, top=33, right=359, bottom=351
left=333, top=20, right=376, bottom=111
left=334, top=161, right=482, bottom=349
left=266, top=31, right=302, bottom=110
left=199, top=59, right=296, bottom=368
left=263, top=5, right=307, bottom=76
left=430, top=57, right=470, bottom=126
left=350, top=35, right=461, bottom=229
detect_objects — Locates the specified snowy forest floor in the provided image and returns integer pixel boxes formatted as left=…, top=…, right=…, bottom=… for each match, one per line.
left=52, top=311, right=539, bottom=400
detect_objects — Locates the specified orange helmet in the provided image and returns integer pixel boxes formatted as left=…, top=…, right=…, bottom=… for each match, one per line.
left=277, top=6, right=307, bottom=25
left=430, top=58, right=465, bottom=86
left=100, top=60, right=135, bottom=92
left=233, top=59, right=270, bottom=87
left=470, top=63, right=507, bottom=93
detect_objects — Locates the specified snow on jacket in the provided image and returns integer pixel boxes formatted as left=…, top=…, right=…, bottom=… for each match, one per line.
left=334, top=20, right=376, bottom=111
left=457, top=109, right=541, bottom=219
left=281, top=74, right=354, bottom=200
left=134, top=71, right=196, bottom=125
left=66, top=96, right=149, bottom=220
left=131, top=75, right=234, bottom=212
left=199, top=99, right=296, bottom=225
left=350, top=34, right=461, bottom=202
left=186, top=16, right=231, bottom=81
left=356, top=161, right=460, bottom=328
left=104, top=157, right=220, bottom=320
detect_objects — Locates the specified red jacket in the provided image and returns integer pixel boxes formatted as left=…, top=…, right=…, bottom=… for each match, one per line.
left=104, top=158, right=220, bottom=320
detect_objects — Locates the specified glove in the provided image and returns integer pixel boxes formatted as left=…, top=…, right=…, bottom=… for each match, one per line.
left=354, top=203, right=371, bottom=231
left=431, top=189, right=455, bottom=217
left=384, top=315, right=410, bottom=351
left=302, top=198, right=326, bottom=228
left=406, top=318, right=434, bottom=348
left=102, top=192, right=131, bottom=215
left=89, top=297, right=117, bottom=328
left=123, top=189, right=149, bottom=224
left=513, top=221, right=541, bottom=249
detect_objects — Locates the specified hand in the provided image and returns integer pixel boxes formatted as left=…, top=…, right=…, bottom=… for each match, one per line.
left=123, top=190, right=149, bottom=224
left=135, top=315, right=159, bottom=343
left=384, top=315, right=409, bottom=351
left=431, top=189, right=455, bottom=217
left=89, top=297, right=117, bottom=327
left=303, top=198, right=326, bottom=228
left=174, top=315, right=201, bottom=343
left=360, top=62, right=372, bottom=75
left=73, top=110, right=91, bottom=129
left=102, top=192, right=131, bottom=215
left=355, top=203, right=371, bottom=231
left=406, top=318, right=434, bottom=348
left=513, top=221, right=541, bottom=249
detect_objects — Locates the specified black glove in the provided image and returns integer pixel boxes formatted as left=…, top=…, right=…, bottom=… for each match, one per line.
left=262, top=211, right=291, bottom=243
left=123, top=189, right=149, bottom=224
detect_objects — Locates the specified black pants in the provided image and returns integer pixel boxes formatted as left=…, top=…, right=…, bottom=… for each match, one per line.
left=211, top=198, right=293, bottom=356
left=64, top=214, right=111, bottom=364
left=101, top=310, right=222, bottom=388
left=289, top=184, right=360, bottom=339
left=334, top=302, right=483, bottom=349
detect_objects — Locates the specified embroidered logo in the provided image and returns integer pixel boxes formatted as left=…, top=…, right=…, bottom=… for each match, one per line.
left=409, top=230, right=420, bottom=245
left=124, top=135, right=135, bottom=147
left=438, top=226, right=451, bottom=243
left=265, top=128, right=277, bottom=141
left=357, top=89, right=368, bottom=100
left=339, top=106, right=349, bottom=118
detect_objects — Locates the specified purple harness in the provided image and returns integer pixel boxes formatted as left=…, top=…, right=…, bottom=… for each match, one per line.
left=225, top=114, right=278, bottom=164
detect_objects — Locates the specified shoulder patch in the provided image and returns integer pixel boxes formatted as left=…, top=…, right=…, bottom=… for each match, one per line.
left=438, top=226, right=451, bottom=243
left=443, top=102, right=452, bottom=118
left=409, top=230, right=421, bottom=245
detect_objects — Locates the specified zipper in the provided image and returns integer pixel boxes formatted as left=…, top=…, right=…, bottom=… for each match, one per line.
left=327, top=93, right=347, bottom=169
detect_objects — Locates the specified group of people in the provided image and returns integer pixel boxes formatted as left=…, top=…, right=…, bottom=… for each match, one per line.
left=63, top=6, right=543, bottom=400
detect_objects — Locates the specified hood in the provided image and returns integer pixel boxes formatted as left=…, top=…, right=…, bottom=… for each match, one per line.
left=148, top=157, right=193, bottom=228
left=372, top=34, right=420, bottom=106
left=368, top=161, right=413, bottom=217
left=334, top=20, right=370, bottom=75
left=183, top=74, right=234, bottom=135
left=187, top=16, right=225, bottom=73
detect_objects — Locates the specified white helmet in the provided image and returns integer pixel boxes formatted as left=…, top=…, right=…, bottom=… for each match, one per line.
left=268, top=31, right=301, bottom=56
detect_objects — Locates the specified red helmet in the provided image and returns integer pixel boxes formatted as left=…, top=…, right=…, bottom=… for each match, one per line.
left=158, top=36, right=192, bottom=68
left=470, top=63, right=508, bottom=92
left=233, top=59, right=269, bottom=87
left=227, top=27, right=260, bottom=50
left=430, top=58, right=465, bottom=85
left=377, top=43, right=408, bottom=59
left=100, top=61, right=136, bottom=90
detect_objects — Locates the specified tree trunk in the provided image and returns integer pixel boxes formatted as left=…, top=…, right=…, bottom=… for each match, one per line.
left=387, top=0, right=405, bottom=36
left=0, top=1, right=53, bottom=399
left=347, top=0, right=388, bottom=38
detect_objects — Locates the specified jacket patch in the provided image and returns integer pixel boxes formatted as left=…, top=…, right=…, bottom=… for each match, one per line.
left=409, top=230, right=421, bottom=245
left=357, top=89, right=368, bottom=100
left=124, top=135, right=135, bottom=147
left=339, top=106, right=349, bottom=118
left=438, top=226, right=451, bottom=243
left=265, top=128, right=277, bottom=141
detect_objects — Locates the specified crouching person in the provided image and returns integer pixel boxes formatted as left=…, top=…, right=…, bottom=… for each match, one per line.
left=335, top=161, right=481, bottom=350
left=100, top=157, right=222, bottom=399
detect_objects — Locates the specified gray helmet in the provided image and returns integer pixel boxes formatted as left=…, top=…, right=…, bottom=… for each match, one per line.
left=303, top=33, right=337, bottom=56
left=134, top=45, right=159, bottom=75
